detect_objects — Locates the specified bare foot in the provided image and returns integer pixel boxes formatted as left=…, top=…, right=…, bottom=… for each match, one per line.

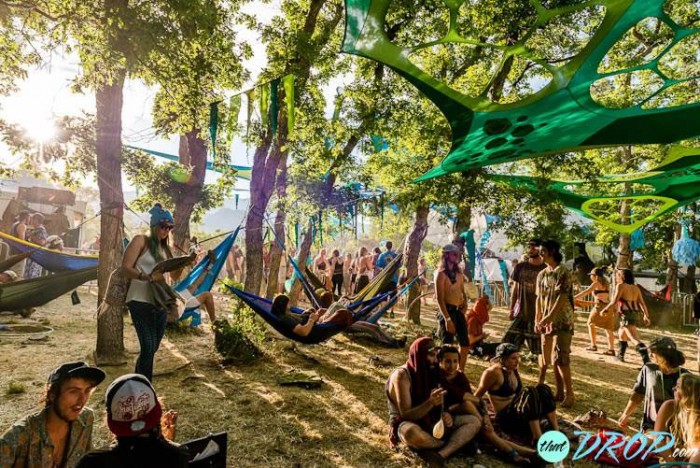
left=561, top=396, right=575, bottom=408
left=555, top=392, right=565, bottom=403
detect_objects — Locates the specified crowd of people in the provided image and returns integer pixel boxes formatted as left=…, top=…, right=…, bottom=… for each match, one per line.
left=3, top=202, right=700, bottom=467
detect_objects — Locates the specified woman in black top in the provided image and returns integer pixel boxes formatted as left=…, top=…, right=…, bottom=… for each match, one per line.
left=329, top=249, right=344, bottom=296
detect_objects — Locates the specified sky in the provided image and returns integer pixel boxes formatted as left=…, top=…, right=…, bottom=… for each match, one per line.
left=0, top=1, right=294, bottom=197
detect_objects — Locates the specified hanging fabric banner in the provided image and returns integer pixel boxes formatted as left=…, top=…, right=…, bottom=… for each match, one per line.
left=498, top=259, right=510, bottom=300
left=270, top=78, right=280, bottom=137
left=225, top=94, right=242, bottom=152
left=209, top=101, right=220, bottom=160
left=294, top=221, right=299, bottom=249
left=235, top=193, right=239, bottom=210
left=283, top=74, right=295, bottom=138
left=259, top=82, right=270, bottom=130
left=318, top=210, right=323, bottom=246
left=245, top=89, right=256, bottom=157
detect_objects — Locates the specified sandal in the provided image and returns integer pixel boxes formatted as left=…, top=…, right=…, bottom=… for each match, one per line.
left=585, top=346, right=598, bottom=351
left=603, top=349, right=616, bottom=356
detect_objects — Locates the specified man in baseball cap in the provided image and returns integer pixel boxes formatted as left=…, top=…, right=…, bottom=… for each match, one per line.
left=0, top=361, right=105, bottom=467
left=77, top=374, right=188, bottom=467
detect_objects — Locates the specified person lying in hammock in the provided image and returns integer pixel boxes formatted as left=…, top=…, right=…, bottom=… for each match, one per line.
left=271, top=294, right=323, bottom=337
left=176, top=250, right=218, bottom=323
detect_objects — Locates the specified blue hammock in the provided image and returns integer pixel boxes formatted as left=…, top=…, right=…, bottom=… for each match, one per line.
left=0, top=232, right=99, bottom=272
left=176, top=229, right=239, bottom=326
left=225, top=285, right=381, bottom=344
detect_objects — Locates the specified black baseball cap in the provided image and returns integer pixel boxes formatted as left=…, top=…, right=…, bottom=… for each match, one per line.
left=527, top=238, right=542, bottom=246
left=492, top=343, right=519, bottom=361
left=48, top=361, right=106, bottom=387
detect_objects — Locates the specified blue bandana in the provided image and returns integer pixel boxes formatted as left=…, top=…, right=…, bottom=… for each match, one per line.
left=149, top=204, right=174, bottom=227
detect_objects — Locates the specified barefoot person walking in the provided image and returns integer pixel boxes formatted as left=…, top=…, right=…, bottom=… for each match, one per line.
left=574, top=267, right=616, bottom=356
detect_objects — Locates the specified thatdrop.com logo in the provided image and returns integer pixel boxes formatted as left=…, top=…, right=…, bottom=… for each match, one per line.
left=536, top=430, right=570, bottom=463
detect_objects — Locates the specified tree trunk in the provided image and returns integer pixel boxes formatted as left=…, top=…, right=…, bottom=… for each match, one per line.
left=405, top=206, right=429, bottom=324
left=666, top=224, right=681, bottom=295
left=172, top=131, right=207, bottom=255
left=265, top=140, right=289, bottom=298
left=94, top=70, right=127, bottom=365
left=289, top=220, right=314, bottom=306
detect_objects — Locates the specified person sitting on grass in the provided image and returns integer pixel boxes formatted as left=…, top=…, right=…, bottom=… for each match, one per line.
left=385, top=337, right=481, bottom=467
left=618, top=336, right=690, bottom=432
left=474, top=343, right=559, bottom=446
left=0, top=361, right=106, bottom=468
left=652, top=373, right=700, bottom=465
left=175, top=250, right=218, bottom=323
left=466, top=295, right=500, bottom=359
left=77, top=374, right=189, bottom=467
left=436, top=345, right=535, bottom=464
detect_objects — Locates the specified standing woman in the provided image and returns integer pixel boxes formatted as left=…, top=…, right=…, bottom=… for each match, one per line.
left=354, top=246, right=372, bottom=294
left=121, top=204, right=175, bottom=382
left=313, top=248, right=331, bottom=290
left=600, top=268, right=650, bottom=363
left=329, top=249, right=344, bottom=296
left=574, top=268, right=615, bottom=355
left=343, top=252, right=353, bottom=296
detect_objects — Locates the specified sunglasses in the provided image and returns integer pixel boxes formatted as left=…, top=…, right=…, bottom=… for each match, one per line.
left=158, top=223, right=174, bottom=231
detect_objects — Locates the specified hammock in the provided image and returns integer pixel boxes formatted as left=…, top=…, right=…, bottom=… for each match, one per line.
left=0, top=232, right=98, bottom=272
left=350, top=253, right=404, bottom=304
left=176, top=229, right=239, bottom=325
left=0, top=268, right=98, bottom=311
left=226, top=285, right=369, bottom=345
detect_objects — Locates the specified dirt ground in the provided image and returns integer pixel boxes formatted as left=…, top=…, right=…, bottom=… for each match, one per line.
left=1, top=288, right=698, bottom=467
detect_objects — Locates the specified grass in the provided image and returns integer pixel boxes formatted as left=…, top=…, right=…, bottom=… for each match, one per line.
left=6, top=381, right=26, bottom=395
left=0, top=289, right=698, bottom=467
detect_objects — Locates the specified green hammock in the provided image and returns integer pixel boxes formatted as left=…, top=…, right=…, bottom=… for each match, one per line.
left=342, top=0, right=700, bottom=179
left=0, top=268, right=98, bottom=311
left=491, top=146, right=700, bottom=233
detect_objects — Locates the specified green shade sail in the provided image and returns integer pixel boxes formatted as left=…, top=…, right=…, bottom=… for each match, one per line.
left=491, top=146, right=700, bottom=233
left=342, top=0, right=700, bottom=180
left=126, top=145, right=252, bottom=181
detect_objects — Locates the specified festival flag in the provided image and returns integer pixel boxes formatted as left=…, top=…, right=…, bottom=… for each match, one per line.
left=259, top=82, right=270, bottom=130
left=209, top=101, right=220, bottom=159
left=283, top=74, right=295, bottom=137
left=225, top=94, right=242, bottom=151
left=270, top=78, right=280, bottom=137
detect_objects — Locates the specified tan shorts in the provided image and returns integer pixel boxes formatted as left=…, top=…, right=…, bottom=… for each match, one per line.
left=588, top=303, right=615, bottom=330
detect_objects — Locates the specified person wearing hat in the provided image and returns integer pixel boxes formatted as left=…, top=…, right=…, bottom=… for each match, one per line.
left=574, top=267, right=616, bottom=355
left=618, top=336, right=690, bottom=432
left=474, top=343, right=558, bottom=446
left=0, top=361, right=106, bottom=468
left=434, top=243, right=470, bottom=371
left=77, top=374, right=189, bottom=467
left=502, top=238, right=546, bottom=359
left=0, top=269, right=18, bottom=283
left=121, top=203, right=176, bottom=381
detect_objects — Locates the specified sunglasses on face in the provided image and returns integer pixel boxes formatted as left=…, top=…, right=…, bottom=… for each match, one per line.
left=158, top=224, right=174, bottom=231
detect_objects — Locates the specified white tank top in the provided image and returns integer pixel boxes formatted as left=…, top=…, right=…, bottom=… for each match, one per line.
left=125, top=247, right=159, bottom=305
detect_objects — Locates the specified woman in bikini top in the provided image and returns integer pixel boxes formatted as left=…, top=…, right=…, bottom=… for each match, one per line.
left=490, top=367, right=523, bottom=398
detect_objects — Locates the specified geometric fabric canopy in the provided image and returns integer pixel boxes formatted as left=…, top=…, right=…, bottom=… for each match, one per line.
left=342, top=0, right=700, bottom=180
left=490, top=146, right=700, bottom=233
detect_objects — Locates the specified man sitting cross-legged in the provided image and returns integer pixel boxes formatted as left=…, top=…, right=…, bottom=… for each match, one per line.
left=0, top=361, right=106, bottom=468
left=386, top=337, right=481, bottom=467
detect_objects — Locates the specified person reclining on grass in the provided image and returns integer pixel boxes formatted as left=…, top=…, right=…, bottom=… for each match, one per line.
left=437, top=345, right=535, bottom=464
left=386, top=337, right=481, bottom=467
left=77, top=374, right=188, bottom=468
left=474, top=343, right=559, bottom=447
left=175, top=250, right=217, bottom=323
left=0, top=361, right=106, bottom=468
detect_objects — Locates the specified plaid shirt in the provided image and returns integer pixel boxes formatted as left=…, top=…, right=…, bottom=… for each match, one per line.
left=0, top=406, right=94, bottom=468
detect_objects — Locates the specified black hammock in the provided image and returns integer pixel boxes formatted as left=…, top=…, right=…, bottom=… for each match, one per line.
left=0, top=267, right=98, bottom=311
left=225, top=286, right=388, bottom=345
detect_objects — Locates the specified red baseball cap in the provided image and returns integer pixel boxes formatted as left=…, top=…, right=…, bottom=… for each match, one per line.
left=105, top=374, right=162, bottom=437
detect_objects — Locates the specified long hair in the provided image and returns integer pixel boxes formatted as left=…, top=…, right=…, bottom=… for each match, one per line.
left=618, top=268, right=635, bottom=285
left=148, top=225, right=173, bottom=263
left=439, top=250, right=461, bottom=280
left=271, top=294, right=290, bottom=316
left=541, top=240, right=563, bottom=263
left=654, top=347, right=686, bottom=370
left=670, top=374, right=700, bottom=448
left=593, top=273, right=609, bottom=289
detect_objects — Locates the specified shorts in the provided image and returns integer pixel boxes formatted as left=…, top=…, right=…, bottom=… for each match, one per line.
left=437, top=304, right=469, bottom=347
left=543, top=325, right=573, bottom=365
left=588, top=303, right=615, bottom=330
left=620, top=309, right=642, bottom=327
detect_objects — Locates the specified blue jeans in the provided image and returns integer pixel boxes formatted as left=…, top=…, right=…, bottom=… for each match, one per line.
left=128, top=301, right=167, bottom=382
